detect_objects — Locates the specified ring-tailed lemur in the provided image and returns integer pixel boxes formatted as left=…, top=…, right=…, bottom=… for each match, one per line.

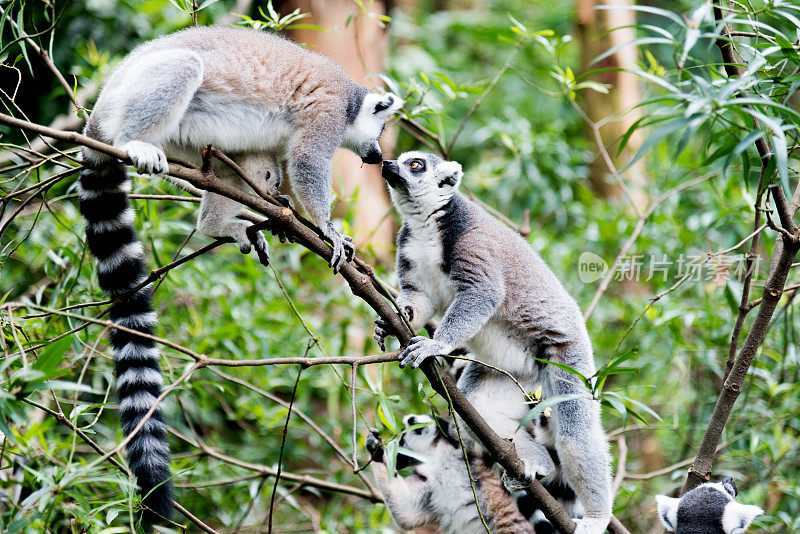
left=448, top=357, right=584, bottom=532
left=78, top=26, right=400, bottom=522
left=83, top=25, right=402, bottom=272
left=656, top=478, right=763, bottom=534
left=373, top=151, right=612, bottom=534
left=366, top=414, right=535, bottom=533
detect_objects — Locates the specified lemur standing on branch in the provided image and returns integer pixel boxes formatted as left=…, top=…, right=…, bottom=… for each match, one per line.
left=78, top=25, right=401, bottom=522
left=656, top=478, right=763, bottom=534
left=374, top=151, right=613, bottom=534
left=366, top=414, right=536, bottom=533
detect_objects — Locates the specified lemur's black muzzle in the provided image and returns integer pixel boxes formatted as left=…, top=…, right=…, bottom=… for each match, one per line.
left=361, top=148, right=382, bottom=165
left=381, top=160, right=404, bottom=188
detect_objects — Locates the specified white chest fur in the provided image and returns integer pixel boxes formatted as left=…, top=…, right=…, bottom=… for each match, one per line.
left=402, top=221, right=537, bottom=381
left=468, top=319, right=537, bottom=380
left=402, top=222, right=454, bottom=312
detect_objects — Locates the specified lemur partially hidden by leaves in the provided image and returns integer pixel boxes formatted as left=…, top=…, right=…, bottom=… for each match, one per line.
left=374, top=151, right=612, bottom=533
left=656, top=478, right=763, bottom=534
left=448, top=357, right=584, bottom=532
left=78, top=25, right=401, bottom=522
left=366, top=414, right=536, bottom=533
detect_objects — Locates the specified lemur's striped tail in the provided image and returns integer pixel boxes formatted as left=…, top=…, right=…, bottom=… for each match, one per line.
left=78, top=159, right=173, bottom=522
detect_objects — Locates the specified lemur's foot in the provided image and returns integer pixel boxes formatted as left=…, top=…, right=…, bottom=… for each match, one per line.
left=399, top=336, right=452, bottom=369
left=374, top=306, right=414, bottom=350
left=267, top=217, right=293, bottom=245
left=323, top=222, right=355, bottom=274
left=246, top=226, right=270, bottom=266
left=373, top=317, right=390, bottom=351
left=120, top=141, right=168, bottom=175
left=501, top=470, right=533, bottom=493
left=365, top=430, right=384, bottom=463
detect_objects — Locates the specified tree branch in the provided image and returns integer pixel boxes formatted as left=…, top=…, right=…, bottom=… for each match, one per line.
left=682, top=3, right=800, bottom=493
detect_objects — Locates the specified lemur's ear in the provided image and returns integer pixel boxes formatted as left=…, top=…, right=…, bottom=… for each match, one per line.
left=373, top=93, right=404, bottom=115
left=655, top=495, right=679, bottom=532
left=721, top=502, right=763, bottom=534
left=721, top=476, right=738, bottom=498
left=437, top=161, right=463, bottom=189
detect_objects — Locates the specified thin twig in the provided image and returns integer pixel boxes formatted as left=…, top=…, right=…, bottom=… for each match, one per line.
left=267, top=368, right=302, bottom=533
left=445, top=38, right=526, bottom=157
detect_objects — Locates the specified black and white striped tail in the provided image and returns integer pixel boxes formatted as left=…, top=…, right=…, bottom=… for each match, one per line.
left=78, top=160, right=173, bottom=522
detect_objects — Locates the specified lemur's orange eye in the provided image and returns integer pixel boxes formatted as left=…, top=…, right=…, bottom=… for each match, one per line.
left=410, top=161, right=422, bottom=169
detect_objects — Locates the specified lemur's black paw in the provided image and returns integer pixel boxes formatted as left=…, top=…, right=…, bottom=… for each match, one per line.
left=265, top=216, right=292, bottom=244
left=403, top=306, right=415, bottom=324
left=365, top=430, right=385, bottom=463
left=246, top=226, right=270, bottom=266
left=373, top=317, right=390, bottom=351
left=276, top=194, right=294, bottom=210
left=343, top=235, right=356, bottom=263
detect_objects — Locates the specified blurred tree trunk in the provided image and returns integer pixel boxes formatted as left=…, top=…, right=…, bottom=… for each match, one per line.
left=577, top=0, right=648, bottom=210
left=285, top=0, right=396, bottom=263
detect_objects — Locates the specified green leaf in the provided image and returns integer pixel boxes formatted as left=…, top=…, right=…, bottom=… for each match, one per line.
left=32, top=335, right=72, bottom=379
left=377, top=396, right=396, bottom=433
left=592, top=37, right=672, bottom=65
left=673, top=114, right=707, bottom=161
left=574, top=81, right=610, bottom=94
left=16, top=10, right=32, bottom=75
left=507, top=14, right=527, bottom=34
left=386, top=439, right=398, bottom=478
left=630, top=68, right=680, bottom=93
left=723, top=130, right=764, bottom=175
left=679, top=27, right=700, bottom=68
left=604, top=395, right=628, bottom=425
left=605, top=391, right=662, bottom=422
left=0, top=407, right=16, bottom=444
left=624, top=117, right=689, bottom=171
left=6, top=514, right=37, bottom=534
left=105, top=507, right=120, bottom=525
left=45, top=380, right=97, bottom=394
left=396, top=446, right=430, bottom=465
left=597, top=4, right=685, bottom=26
left=517, top=394, right=584, bottom=429
left=724, top=283, right=739, bottom=316
left=0, top=288, right=12, bottom=305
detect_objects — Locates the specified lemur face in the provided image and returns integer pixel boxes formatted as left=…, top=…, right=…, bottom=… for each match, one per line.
left=656, top=478, right=763, bottom=534
left=381, top=151, right=463, bottom=213
left=398, top=414, right=457, bottom=454
left=343, top=92, right=403, bottom=164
